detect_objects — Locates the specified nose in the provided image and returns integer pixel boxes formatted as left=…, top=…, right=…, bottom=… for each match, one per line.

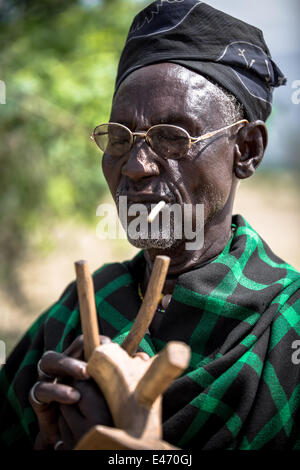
left=121, top=139, right=160, bottom=182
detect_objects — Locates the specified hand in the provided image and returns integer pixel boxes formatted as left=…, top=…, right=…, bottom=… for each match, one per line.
left=57, top=351, right=151, bottom=450
left=29, top=335, right=111, bottom=449
left=57, top=380, right=113, bottom=449
left=30, top=335, right=150, bottom=450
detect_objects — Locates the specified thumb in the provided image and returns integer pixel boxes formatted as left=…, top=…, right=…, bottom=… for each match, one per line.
left=134, top=351, right=150, bottom=361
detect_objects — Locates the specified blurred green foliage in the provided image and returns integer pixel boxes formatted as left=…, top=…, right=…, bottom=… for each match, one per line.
left=0, top=0, right=146, bottom=295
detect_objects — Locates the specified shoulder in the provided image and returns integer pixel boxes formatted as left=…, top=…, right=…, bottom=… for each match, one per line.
left=41, top=251, right=145, bottom=349
left=233, top=214, right=300, bottom=284
left=57, top=261, right=130, bottom=311
left=56, top=251, right=144, bottom=313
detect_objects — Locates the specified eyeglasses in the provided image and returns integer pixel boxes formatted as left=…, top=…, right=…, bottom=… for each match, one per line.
left=90, top=119, right=249, bottom=161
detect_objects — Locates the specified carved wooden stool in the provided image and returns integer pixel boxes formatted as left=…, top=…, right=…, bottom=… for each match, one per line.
left=74, top=256, right=191, bottom=450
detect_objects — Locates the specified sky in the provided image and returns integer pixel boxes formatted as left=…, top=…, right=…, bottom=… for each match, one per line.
left=207, top=0, right=300, bottom=168
left=207, top=0, right=300, bottom=56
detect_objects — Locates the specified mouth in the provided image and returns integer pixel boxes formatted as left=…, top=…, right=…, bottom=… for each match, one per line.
left=125, top=193, right=173, bottom=205
left=115, top=187, right=184, bottom=250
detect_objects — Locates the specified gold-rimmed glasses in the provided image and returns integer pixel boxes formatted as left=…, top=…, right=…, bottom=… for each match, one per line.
left=90, top=119, right=249, bottom=160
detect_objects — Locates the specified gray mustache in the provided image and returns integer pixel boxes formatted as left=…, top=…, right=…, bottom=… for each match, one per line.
left=115, top=185, right=177, bottom=205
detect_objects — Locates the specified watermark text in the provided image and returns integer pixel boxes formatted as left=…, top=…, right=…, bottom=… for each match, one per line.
left=292, top=80, right=300, bottom=105
left=96, top=197, right=204, bottom=251
left=0, top=341, right=6, bottom=365
left=0, top=80, right=6, bottom=104
left=292, top=340, right=300, bottom=365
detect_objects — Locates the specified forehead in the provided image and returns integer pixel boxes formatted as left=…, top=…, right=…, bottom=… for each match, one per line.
left=111, top=63, right=225, bottom=130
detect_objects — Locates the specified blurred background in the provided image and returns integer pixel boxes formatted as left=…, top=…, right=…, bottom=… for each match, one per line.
left=0, top=0, right=299, bottom=356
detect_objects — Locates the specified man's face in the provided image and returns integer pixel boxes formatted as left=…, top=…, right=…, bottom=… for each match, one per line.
left=102, top=63, right=237, bottom=249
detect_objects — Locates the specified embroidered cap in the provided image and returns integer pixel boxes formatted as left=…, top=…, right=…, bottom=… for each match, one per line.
left=115, top=0, right=287, bottom=122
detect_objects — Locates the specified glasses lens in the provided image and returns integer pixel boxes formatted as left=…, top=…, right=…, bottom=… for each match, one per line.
left=148, top=125, right=190, bottom=160
left=93, top=124, right=132, bottom=157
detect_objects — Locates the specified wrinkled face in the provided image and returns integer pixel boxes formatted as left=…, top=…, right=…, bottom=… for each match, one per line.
left=102, top=63, right=237, bottom=249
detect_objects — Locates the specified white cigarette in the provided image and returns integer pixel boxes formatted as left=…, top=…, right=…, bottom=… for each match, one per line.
left=147, top=201, right=166, bottom=223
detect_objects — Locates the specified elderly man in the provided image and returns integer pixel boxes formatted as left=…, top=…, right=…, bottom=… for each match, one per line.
left=1, top=0, right=300, bottom=451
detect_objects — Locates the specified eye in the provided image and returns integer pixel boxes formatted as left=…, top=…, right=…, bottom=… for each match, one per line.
left=109, top=138, right=127, bottom=145
left=156, top=133, right=168, bottom=141
left=107, top=130, right=131, bottom=148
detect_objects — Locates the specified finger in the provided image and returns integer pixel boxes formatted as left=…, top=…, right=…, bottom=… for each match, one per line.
left=40, top=351, right=90, bottom=380
left=76, top=381, right=106, bottom=416
left=31, top=403, right=61, bottom=445
left=37, top=359, right=55, bottom=381
left=29, top=391, right=62, bottom=447
left=54, top=439, right=65, bottom=451
left=135, top=352, right=150, bottom=361
left=29, top=388, right=52, bottom=413
left=63, top=335, right=85, bottom=359
left=60, top=404, right=86, bottom=443
left=74, top=381, right=113, bottom=427
left=58, top=414, right=74, bottom=450
left=34, top=431, right=52, bottom=450
left=63, top=335, right=112, bottom=359
left=99, top=335, right=112, bottom=345
left=32, top=381, right=81, bottom=405
left=29, top=390, right=55, bottom=415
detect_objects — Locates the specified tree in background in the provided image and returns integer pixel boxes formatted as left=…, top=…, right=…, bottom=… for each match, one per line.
left=0, top=0, right=146, bottom=302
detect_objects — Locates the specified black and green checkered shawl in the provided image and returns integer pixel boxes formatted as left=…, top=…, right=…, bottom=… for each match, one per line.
left=1, top=214, right=300, bottom=450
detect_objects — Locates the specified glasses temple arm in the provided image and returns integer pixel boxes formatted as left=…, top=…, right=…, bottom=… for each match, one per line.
left=192, top=119, right=249, bottom=143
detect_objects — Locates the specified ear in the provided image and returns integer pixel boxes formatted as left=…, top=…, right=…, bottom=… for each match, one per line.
left=233, top=120, right=268, bottom=179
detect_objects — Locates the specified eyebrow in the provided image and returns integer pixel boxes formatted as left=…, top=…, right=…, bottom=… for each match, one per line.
left=154, top=113, right=204, bottom=136
left=155, top=113, right=193, bottom=125
left=111, top=112, right=204, bottom=136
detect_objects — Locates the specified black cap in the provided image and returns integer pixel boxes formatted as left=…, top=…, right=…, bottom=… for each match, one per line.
left=115, top=0, right=287, bottom=122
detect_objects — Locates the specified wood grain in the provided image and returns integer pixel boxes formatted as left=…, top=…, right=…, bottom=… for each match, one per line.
left=82, top=340, right=191, bottom=450
left=121, top=255, right=170, bottom=356
left=74, top=255, right=192, bottom=450
left=135, top=341, right=191, bottom=407
left=76, top=425, right=179, bottom=450
left=75, top=260, right=100, bottom=361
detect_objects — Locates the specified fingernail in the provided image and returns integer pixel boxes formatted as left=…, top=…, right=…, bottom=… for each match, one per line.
left=80, top=365, right=90, bottom=379
left=71, top=390, right=81, bottom=401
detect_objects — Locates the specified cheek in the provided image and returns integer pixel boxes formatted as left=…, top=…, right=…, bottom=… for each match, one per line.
left=102, top=154, right=122, bottom=196
left=186, top=141, right=234, bottom=205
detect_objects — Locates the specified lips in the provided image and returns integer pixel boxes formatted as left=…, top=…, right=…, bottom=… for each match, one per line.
left=125, top=193, right=172, bottom=204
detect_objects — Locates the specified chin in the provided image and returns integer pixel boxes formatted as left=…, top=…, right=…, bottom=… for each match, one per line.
left=127, top=237, right=178, bottom=250
left=126, top=230, right=181, bottom=250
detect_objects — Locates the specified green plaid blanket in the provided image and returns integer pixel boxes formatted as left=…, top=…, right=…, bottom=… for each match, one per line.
left=1, top=214, right=300, bottom=449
